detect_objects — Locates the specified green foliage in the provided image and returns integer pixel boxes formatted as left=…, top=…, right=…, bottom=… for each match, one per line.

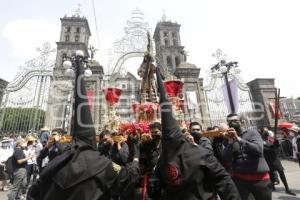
left=0, top=107, right=45, bottom=133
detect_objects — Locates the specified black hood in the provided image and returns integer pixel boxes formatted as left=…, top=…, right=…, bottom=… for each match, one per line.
left=72, top=58, right=97, bottom=150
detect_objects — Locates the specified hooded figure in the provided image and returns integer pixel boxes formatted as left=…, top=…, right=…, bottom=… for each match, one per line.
left=27, top=52, right=140, bottom=200
left=155, top=65, right=240, bottom=200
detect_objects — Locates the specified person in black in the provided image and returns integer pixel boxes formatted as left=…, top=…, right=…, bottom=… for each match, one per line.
left=190, top=121, right=213, bottom=153
left=37, top=131, right=63, bottom=172
left=140, top=122, right=162, bottom=175
left=224, top=113, right=272, bottom=200
left=8, top=138, right=34, bottom=200
left=139, top=122, right=162, bottom=200
left=27, top=52, right=140, bottom=200
left=98, top=130, right=114, bottom=158
left=155, top=64, right=240, bottom=200
left=110, top=132, right=129, bottom=166
left=261, top=128, right=296, bottom=195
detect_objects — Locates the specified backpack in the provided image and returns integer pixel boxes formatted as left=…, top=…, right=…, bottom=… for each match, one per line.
left=5, top=156, right=15, bottom=176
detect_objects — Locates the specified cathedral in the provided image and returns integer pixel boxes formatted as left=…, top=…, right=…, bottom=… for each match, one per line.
left=44, top=9, right=209, bottom=132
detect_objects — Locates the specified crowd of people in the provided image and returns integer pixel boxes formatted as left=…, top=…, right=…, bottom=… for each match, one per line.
left=1, top=66, right=300, bottom=200
left=0, top=115, right=299, bottom=199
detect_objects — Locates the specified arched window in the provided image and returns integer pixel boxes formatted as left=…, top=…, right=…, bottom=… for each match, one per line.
left=175, top=56, right=181, bottom=67
left=65, top=35, right=70, bottom=42
left=173, top=39, right=178, bottom=46
left=75, top=35, right=80, bottom=42
left=167, top=56, right=172, bottom=67
left=66, top=27, right=71, bottom=32
left=165, top=39, right=169, bottom=47
left=76, top=27, right=81, bottom=33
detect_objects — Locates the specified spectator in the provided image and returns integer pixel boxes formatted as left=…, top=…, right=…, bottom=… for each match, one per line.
left=7, top=138, right=34, bottom=200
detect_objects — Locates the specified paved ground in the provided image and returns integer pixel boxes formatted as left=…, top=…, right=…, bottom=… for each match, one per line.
left=272, top=160, right=300, bottom=200
left=1, top=160, right=299, bottom=199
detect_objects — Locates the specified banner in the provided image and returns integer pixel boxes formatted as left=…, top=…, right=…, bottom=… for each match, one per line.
left=221, top=79, right=239, bottom=113
left=270, top=101, right=283, bottom=118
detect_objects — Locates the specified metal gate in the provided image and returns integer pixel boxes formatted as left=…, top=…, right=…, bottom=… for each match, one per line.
left=0, top=43, right=55, bottom=136
left=204, top=49, right=256, bottom=128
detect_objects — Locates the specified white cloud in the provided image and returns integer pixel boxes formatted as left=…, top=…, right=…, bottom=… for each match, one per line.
left=2, top=19, right=59, bottom=60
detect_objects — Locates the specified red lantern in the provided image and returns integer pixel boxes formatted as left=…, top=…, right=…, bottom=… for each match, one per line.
left=102, top=87, right=122, bottom=106
left=164, top=80, right=184, bottom=97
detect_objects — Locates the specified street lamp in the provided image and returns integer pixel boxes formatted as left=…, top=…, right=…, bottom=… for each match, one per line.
left=62, top=50, right=92, bottom=134
left=211, top=59, right=239, bottom=114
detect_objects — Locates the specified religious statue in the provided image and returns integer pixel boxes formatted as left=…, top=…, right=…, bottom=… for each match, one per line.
left=137, top=32, right=157, bottom=103
left=88, top=45, right=98, bottom=59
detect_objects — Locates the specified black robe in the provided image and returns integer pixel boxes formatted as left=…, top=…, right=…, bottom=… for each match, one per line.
left=27, top=142, right=139, bottom=200
left=155, top=68, right=240, bottom=200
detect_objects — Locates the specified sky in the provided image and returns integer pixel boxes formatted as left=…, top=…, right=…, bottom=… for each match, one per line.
left=1, top=0, right=300, bottom=98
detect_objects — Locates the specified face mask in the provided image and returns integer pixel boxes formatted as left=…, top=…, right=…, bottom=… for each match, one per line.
left=191, top=131, right=201, bottom=141
left=152, top=134, right=161, bottom=140
left=228, top=121, right=241, bottom=132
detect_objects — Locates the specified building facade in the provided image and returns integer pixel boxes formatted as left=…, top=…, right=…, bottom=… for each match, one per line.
left=247, top=78, right=277, bottom=128
left=153, top=20, right=186, bottom=74
left=280, top=98, right=300, bottom=123
left=107, top=72, right=141, bottom=123
left=45, top=13, right=104, bottom=132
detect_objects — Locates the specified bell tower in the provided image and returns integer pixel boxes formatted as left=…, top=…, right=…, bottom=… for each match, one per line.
left=153, top=14, right=186, bottom=74
left=54, top=12, right=91, bottom=79
left=46, top=8, right=104, bottom=132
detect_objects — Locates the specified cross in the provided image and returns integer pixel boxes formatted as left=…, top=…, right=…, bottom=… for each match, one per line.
left=212, top=49, right=227, bottom=63
left=162, top=9, right=167, bottom=21
left=74, top=3, right=82, bottom=17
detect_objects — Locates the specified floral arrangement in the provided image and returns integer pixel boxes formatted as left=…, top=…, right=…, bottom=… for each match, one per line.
left=132, top=102, right=159, bottom=122
left=120, top=122, right=150, bottom=135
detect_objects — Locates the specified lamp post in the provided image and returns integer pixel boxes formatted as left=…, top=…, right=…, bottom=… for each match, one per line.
left=211, top=58, right=239, bottom=114
left=62, top=50, right=92, bottom=134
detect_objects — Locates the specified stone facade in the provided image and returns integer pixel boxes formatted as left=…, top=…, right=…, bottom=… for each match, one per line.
left=0, top=78, right=8, bottom=107
left=174, top=63, right=210, bottom=128
left=280, top=98, right=300, bottom=121
left=45, top=15, right=104, bottom=132
left=107, top=72, right=141, bottom=122
left=153, top=20, right=186, bottom=74
left=154, top=20, right=208, bottom=127
left=247, top=78, right=277, bottom=128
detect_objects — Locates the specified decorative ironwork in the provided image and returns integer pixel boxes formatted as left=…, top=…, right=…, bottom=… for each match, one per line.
left=204, top=49, right=255, bottom=127
left=0, top=43, right=55, bottom=134
left=107, top=8, right=152, bottom=76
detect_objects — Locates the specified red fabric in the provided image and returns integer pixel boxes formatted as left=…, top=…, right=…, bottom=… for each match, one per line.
left=102, top=87, right=122, bottom=105
left=233, top=172, right=270, bottom=181
left=142, top=175, right=149, bottom=200
left=163, top=80, right=184, bottom=97
left=86, top=89, right=94, bottom=111
left=270, top=101, right=283, bottom=118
